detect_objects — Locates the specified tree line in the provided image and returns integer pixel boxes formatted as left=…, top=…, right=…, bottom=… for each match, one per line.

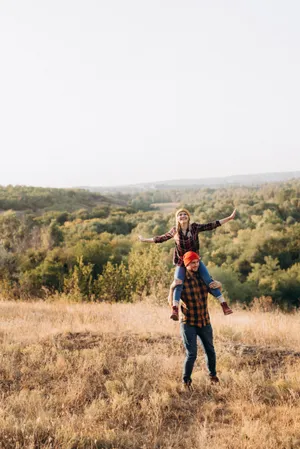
left=0, top=180, right=299, bottom=308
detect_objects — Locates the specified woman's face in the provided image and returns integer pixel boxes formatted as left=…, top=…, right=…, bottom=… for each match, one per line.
left=177, top=211, right=189, bottom=224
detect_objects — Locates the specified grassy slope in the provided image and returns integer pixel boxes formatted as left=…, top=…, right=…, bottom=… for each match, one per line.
left=0, top=301, right=299, bottom=449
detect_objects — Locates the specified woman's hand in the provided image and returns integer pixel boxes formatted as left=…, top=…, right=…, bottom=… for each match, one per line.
left=229, top=209, right=236, bottom=220
left=138, top=235, right=154, bottom=243
left=219, top=209, right=237, bottom=225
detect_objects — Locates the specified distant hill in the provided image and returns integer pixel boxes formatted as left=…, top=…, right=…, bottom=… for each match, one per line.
left=81, top=171, right=300, bottom=193
left=0, top=186, right=122, bottom=212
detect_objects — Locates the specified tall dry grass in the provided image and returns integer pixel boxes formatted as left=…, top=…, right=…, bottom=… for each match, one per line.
left=0, top=299, right=299, bottom=449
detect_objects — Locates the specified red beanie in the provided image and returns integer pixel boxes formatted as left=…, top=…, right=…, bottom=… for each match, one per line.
left=183, top=251, right=200, bottom=267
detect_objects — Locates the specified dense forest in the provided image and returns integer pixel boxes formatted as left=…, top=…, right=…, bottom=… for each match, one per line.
left=0, top=180, right=299, bottom=308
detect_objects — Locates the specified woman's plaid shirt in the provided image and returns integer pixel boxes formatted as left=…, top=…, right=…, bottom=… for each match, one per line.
left=153, top=221, right=221, bottom=266
left=180, top=270, right=210, bottom=327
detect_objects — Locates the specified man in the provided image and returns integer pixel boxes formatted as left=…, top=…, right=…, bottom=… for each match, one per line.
left=170, top=251, right=225, bottom=390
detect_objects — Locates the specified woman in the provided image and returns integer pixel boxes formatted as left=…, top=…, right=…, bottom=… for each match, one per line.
left=138, top=207, right=236, bottom=320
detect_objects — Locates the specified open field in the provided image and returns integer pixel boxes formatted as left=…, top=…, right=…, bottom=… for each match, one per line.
left=0, top=300, right=300, bottom=449
left=152, top=203, right=180, bottom=214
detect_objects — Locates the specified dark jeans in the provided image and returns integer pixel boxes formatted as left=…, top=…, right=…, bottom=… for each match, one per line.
left=180, top=322, right=216, bottom=383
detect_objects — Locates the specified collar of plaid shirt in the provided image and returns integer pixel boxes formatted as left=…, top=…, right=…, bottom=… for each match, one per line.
left=180, top=270, right=210, bottom=327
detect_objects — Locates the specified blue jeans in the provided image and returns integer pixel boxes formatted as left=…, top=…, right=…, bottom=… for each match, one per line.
left=173, top=261, right=222, bottom=304
left=180, top=323, right=216, bottom=383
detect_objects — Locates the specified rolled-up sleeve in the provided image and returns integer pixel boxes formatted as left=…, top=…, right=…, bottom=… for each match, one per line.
left=153, top=227, right=176, bottom=243
left=194, top=221, right=221, bottom=233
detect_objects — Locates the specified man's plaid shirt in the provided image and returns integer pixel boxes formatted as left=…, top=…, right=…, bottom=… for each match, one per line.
left=180, top=270, right=210, bottom=327
left=153, top=221, right=221, bottom=266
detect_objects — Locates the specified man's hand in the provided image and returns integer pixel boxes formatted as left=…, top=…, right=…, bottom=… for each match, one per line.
left=209, top=280, right=222, bottom=290
left=170, top=279, right=182, bottom=289
left=168, top=279, right=183, bottom=306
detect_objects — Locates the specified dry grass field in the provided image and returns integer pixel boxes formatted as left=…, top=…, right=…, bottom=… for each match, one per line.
left=0, top=299, right=300, bottom=449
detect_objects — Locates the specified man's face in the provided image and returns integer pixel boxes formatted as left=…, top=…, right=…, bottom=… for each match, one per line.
left=186, top=259, right=200, bottom=273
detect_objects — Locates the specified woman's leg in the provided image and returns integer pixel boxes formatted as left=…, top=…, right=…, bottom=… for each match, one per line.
left=198, top=260, right=224, bottom=302
left=173, top=265, right=186, bottom=306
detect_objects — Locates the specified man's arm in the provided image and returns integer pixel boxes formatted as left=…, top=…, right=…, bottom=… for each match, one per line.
left=168, top=279, right=182, bottom=306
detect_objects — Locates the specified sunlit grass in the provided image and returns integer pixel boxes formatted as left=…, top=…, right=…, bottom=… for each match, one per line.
left=0, top=299, right=299, bottom=448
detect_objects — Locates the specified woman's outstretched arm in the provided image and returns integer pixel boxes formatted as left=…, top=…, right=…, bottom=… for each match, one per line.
left=219, top=209, right=236, bottom=225
left=194, top=209, right=236, bottom=232
left=138, top=227, right=176, bottom=244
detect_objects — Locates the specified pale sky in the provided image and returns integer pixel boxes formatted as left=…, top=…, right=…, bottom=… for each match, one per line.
left=0, top=0, right=299, bottom=187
